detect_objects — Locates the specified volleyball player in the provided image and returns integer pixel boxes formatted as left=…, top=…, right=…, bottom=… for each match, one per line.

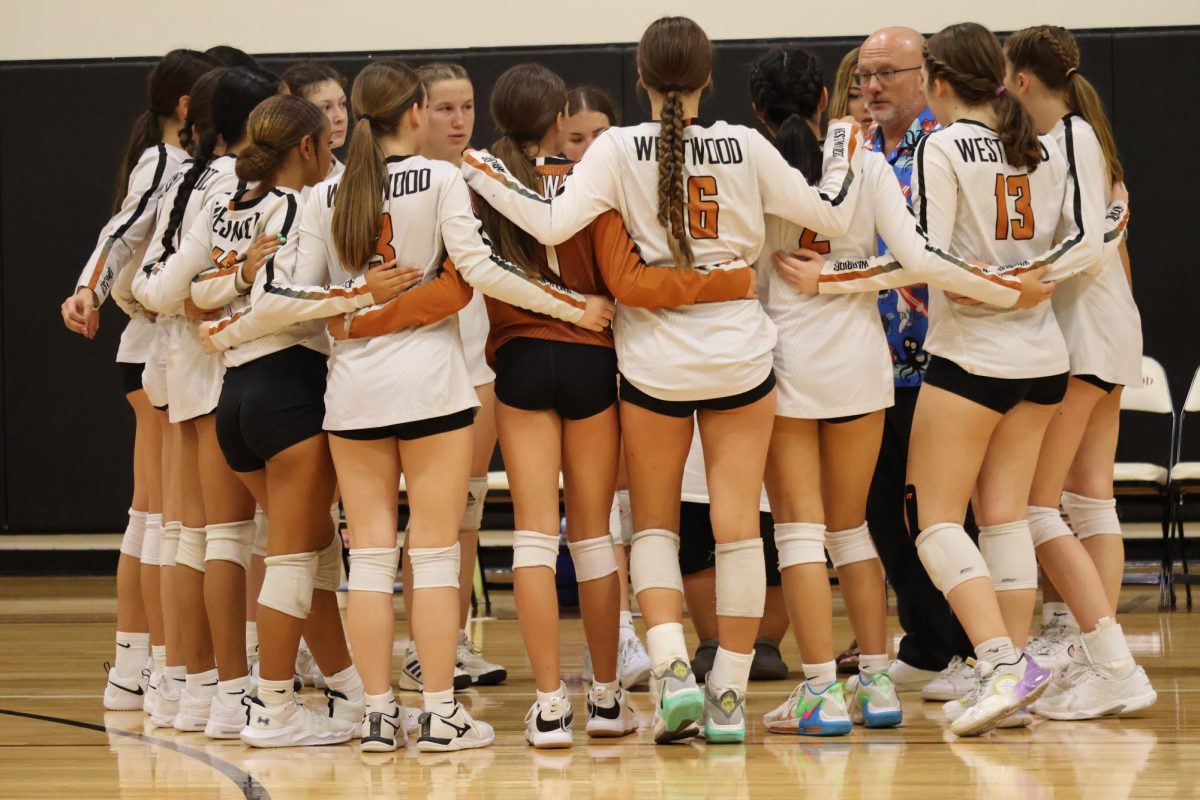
left=461, top=16, right=866, bottom=744
left=61, top=48, right=216, bottom=712
left=828, top=47, right=873, bottom=131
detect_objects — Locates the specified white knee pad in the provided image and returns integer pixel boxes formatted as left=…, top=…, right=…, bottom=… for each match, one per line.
left=612, top=489, right=633, bottom=547
left=629, top=528, right=683, bottom=595
left=313, top=531, right=343, bottom=592
left=1061, top=492, right=1120, bottom=540
left=715, top=538, right=766, bottom=617
left=915, top=522, right=990, bottom=596
left=120, top=509, right=147, bottom=559
left=252, top=507, right=269, bottom=558
left=825, top=522, right=879, bottom=568
left=160, top=521, right=181, bottom=567
left=410, top=541, right=462, bottom=590
left=512, top=530, right=560, bottom=572
left=140, top=515, right=163, bottom=567
left=567, top=536, right=618, bottom=582
left=204, top=519, right=255, bottom=570
left=347, top=546, right=400, bottom=594
left=979, top=520, right=1038, bottom=592
left=176, top=526, right=208, bottom=572
left=258, top=551, right=318, bottom=619
left=775, top=522, right=827, bottom=569
left=459, top=477, right=488, bottom=532
left=1028, top=505, right=1072, bottom=548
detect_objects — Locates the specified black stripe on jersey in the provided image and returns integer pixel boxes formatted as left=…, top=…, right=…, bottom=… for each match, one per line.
left=1039, top=116, right=1086, bottom=266
left=111, top=144, right=170, bottom=242
left=263, top=194, right=300, bottom=288
left=915, top=135, right=929, bottom=234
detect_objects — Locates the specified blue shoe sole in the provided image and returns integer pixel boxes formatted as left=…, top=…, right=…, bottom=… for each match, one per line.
left=798, top=720, right=853, bottom=737
left=862, top=708, right=903, bottom=729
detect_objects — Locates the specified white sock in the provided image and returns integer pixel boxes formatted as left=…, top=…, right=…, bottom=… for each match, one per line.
left=592, top=678, right=620, bottom=700
left=185, top=668, right=219, bottom=697
left=115, top=631, right=149, bottom=676
left=709, top=647, right=753, bottom=694
left=645, top=622, right=688, bottom=670
left=245, top=622, right=259, bottom=660
left=423, top=688, right=456, bottom=715
left=803, top=661, right=837, bottom=692
left=858, top=653, right=889, bottom=679
left=536, top=682, right=567, bottom=708
left=258, top=677, right=293, bottom=708
left=298, top=636, right=310, bottom=655
left=218, top=674, right=250, bottom=699
left=1083, top=617, right=1135, bottom=677
left=151, top=645, right=167, bottom=674
left=975, top=636, right=1019, bottom=666
left=619, top=610, right=635, bottom=634
left=1043, top=601, right=1079, bottom=631
left=365, top=691, right=395, bottom=716
left=325, top=665, right=365, bottom=704
left=166, top=664, right=186, bottom=685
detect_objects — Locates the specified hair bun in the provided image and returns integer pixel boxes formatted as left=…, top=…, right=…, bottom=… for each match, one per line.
left=235, top=143, right=282, bottom=182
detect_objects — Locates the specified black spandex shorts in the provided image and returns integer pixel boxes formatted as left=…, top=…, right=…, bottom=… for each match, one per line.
left=216, top=346, right=327, bottom=473
left=678, top=501, right=781, bottom=586
left=1075, top=374, right=1119, bottom=394
left=494, top=338, right=617, bottom=420
left=117, top=362, right=144, bottom=396
left=824, top=412, right=869, bottom=424
left=924, top=356, right=1068, bottom=414
left=329, top=408, right=477, bottom=442
left=619, top=372, right=776, bottom=418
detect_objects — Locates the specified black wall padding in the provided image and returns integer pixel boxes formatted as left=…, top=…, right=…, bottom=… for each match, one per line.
left=2, top=27, right=1196, bottom=532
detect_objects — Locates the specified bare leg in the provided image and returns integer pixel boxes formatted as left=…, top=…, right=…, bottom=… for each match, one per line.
left=117, top=389, right=151, bottom=636
left=462, top=382, right=497, bottom=626
left=759, top=586, right=789, bottom=643
left=683, top=568, right=718, bottom=641
left=140, top=406, right=165, bottom=650
left=175, top=420, right=214, bottom=674
left=1066, top=387, right=1125, bottom=610
left=615, top=449, right=632, bottom=613
left=161, top=420, right=183, bottom=669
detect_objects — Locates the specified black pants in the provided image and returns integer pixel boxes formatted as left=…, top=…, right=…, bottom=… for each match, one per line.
left=866, top=386, right=975, bottom=671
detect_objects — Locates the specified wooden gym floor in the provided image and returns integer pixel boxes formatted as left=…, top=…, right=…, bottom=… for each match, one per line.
left=0, top=577, right=1195, bottom=799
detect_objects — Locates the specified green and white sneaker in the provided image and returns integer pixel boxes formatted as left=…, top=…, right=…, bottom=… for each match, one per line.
left=650, top=659, right=702, bottom=744
left=847, top=671, right=903, bottom=728
left=703, top=678, right=746, bottom=744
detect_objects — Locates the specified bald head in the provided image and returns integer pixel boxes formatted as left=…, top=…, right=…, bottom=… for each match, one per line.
left=858, top=26, right=927, bottom=145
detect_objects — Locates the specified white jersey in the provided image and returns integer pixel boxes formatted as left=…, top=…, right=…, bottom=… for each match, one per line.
left=458, top=291, right=495, bottom=386
left=134, top=154, right=240, bottom=422
left=76, top=143, right=186, bottom=363
left=215, top=154, right=591, bottom=431
left=1045, top=115, right=1141, bottom=386
left=462, top=119, right=865, bottom=402
left=912, top=120, right=1106, bottom=379
left=681, top=426, right=771, bottom=512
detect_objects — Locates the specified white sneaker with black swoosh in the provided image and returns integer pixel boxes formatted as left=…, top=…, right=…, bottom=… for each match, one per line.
left=102, top=662, right=150, bottom=711
left=586, top=684, right=637, bottom=738
left=524, top=689, right=573, bottom=749
left=417, top=703, right=495, bottom=752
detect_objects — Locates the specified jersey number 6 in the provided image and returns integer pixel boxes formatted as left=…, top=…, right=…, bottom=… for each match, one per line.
left=374, top=214, right=398, bottom=263
left=687, top=176, right=719, bottom=239
left=994, top=173, right=1034, bottom=241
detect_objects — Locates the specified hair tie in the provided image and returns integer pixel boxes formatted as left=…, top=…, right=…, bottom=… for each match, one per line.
left=661, top=84, right=683, bottom=93
left=1065, top=67, right=1079, bottom=78
left=995, top=85, right=1007, bottom=98
left=358, top=113, right=374, bottom=124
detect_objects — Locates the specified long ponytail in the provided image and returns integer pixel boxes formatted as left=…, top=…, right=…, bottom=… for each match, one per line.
left=1006, top=25, right=1124, bottom=184
left=332, top=60, right=424, bottom=274
left=750, top=47, right=825, bottom=184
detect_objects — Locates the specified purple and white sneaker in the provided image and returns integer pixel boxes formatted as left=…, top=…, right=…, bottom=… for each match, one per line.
left=949, top=654, right=1050, bottom=737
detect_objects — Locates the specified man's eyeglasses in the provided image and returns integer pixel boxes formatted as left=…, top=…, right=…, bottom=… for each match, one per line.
left=852, top=66, right=921, bottom=87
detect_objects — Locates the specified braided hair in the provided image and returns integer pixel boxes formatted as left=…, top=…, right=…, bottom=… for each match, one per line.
left=750, top=47, right=825, bottom=183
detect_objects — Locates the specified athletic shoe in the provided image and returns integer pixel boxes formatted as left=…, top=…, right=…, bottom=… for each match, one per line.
left=702, top=678, right=746, bottom=744
left=847, top=671, right=902, bottom=728
left=241, top=697, right=356, bottom=748
left=103, top=662, right=150, bottom=711
left=920, top=656, right=977, bottom=701
left=949, top=655, right=1051, bottom=737
left=890, top=658, right=941, bottom=693
left=749, top=637, right=789, bottom=681
left=417, top=703, right=495, bottom=752
left=295, top=646, right=326, bottom=689
left=173, top=686, right=216, bottom=731
left=149, top=678, right=181, bottom=728
left=650, top=659, right=703, bottom=744
left=524, top=690, right=574, bottom=749
left=944, top=681, right=1031, bottom=729
left=763, top=682, right=852, bottom=737
left=324, top=688, right=366, bottom=736
left=836, top=639, right=860, bottom=675
left=395, top=641, right=472, bottom=692
left=1033, top=654, right=1156, bottom=721
left=690, top=640, right=718, bottom=685
left=361, top=702, right=406, bottom=752
left=618, top=634, right=652, bottom=689
left=457, top=631, right=507, bottom=685
left=1026, top=617, right=1079, bottom=672
left=585, top=684, right=637, bottom=738
left=142, top=671, right=159, bottom=715
left=204, top=690, right=252, bottom=739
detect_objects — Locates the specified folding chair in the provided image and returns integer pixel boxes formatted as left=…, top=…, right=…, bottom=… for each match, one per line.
left=1169, top=366, right=1200, bottom=609
left=1114, top=356, right=1176, bottom=609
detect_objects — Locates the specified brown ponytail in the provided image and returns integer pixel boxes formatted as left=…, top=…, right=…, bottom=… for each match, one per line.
left=637, top=16, right=713, bottom=269
left=235, top=95, right=326, bottom=184
left=925, top=22, right=1042, bottom=172
left=1006, top=25, right=1124, bottom=184
left=332, top=60, right=425, bottom=274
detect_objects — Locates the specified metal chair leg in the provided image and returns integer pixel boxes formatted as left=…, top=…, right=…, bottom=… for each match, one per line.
left=1162, top=491, right=1176, bottom=611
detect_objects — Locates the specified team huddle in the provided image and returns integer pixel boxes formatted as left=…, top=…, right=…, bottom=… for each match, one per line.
left=60, top=15, right=1155, bottom=753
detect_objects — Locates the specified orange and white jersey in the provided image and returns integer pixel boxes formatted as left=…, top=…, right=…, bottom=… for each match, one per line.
left=212, top=155, right=589, bottom=431
left=912, top=120, right=1104, bottom=379
left=1046, top=115, right=1141, bottom=386
left=462, top=119, right=864, bottom=402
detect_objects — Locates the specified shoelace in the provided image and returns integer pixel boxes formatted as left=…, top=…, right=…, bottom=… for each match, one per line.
left=780, top=684, right=806, bottom=716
